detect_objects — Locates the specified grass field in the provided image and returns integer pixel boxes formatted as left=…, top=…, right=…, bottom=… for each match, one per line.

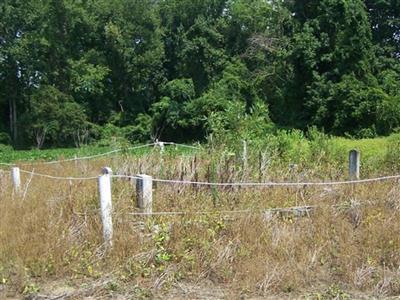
left=1, top=136, right=400, bottom=299
left=0, top=135, right=389, bottom=163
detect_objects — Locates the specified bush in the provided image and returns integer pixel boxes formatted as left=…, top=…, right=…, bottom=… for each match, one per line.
left=0, top=132, right=11, bottom=145
left=95, top=124, right=133, bottom=148
left=384, top=133, right=400, bottom=172
left=307, top=127, right=338, bottom=162
left=0, top=144, right=13, bottom=153
left=207, top=101, right=274, bottom=148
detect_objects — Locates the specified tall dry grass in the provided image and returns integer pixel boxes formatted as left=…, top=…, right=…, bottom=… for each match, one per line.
left=1, top=148, right=400, bottom=298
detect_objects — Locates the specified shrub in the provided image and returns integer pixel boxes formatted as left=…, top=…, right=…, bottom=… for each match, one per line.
left=0, top=132, right=11, bottom=145
left=0, top=144, right=13, bottom=153
left=384, top=133, right=400, bottom=172
left=95, top=123, right=133, bottom=148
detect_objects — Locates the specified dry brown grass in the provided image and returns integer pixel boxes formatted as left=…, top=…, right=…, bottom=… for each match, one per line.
left=1, top=150, right=400, bottom=298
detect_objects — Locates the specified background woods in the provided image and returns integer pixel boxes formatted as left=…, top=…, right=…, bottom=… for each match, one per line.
left=0, top=0, right=399, bottom=148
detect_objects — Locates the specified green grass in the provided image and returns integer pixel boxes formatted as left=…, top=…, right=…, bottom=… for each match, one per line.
left=332, top=136, right=388, bottom=160
left=0, top=135, right=393, bottom=174
left=0, top=143, right=199, bottom=164
left=0, top=146, right=113, bottom=163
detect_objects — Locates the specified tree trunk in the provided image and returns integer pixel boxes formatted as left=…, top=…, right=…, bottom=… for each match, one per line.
left=9, top=97, right=17, bottom=143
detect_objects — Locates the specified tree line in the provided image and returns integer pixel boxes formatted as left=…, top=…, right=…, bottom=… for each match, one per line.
left=1, top=0, right=399, bottom=148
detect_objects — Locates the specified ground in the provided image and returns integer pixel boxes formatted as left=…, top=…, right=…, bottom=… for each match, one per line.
left=2, top=280, right=400, bottom=300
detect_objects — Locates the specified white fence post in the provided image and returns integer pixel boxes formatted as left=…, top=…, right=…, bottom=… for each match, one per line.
left=136, top=174, right=153, bottom=214
left=159, top=141, right=165, bottom=153
left=98, top=167, right=113, bottom=247
left=11, top=167, right=20, bottom=192
left=242, top=140, right=247, bottom=166
left=349, top=150, right=360, bottom=180
left=242, top=140, right=248, bottom=180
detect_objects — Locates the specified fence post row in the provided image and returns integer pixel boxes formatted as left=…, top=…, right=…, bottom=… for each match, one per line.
left=11, top=167, right=21, bottom=192
left=5, top=149, right=366, bottom=245
left=136, top=174, right=153, bottom=214
left=349, top=149, right=360, bottom=180
left=98, top=167, right=113, bottom=247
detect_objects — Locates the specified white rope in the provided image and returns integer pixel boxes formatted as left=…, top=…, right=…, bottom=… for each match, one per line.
left=161, top=142, right=201, bottom=150
left=127, top=205, right=316, bottom=216
left=126, top=201, right=378, bottom=217
left=8, top=170, right=399, bottom=185
left=19, top=169, right=98, bottom=181
left=0, top=146, right=152, bottom=166
left=112, top=174, right=140, bottom=180
left=113, top=174, right=400, bottom=187
left=0, top=141, right=201, bottom=166
left=128, top=209, right=252, bottom=216
left=18, top=143, right=156, bottom=166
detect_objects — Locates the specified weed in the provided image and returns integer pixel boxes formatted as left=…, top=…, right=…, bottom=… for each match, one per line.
left=22, top=282, right=40, bottom=295
left=1, top=138, right=400, bottom=297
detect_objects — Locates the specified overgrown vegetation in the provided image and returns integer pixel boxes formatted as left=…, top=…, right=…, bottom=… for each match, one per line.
left=1, top=135, right=400, bottom=298
left=1, top=0, right=399, bottom=148
left=1, top=0, right=400, bottom=297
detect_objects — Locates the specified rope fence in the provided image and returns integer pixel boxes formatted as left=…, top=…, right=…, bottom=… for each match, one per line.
left=3, top=148, right=398, bottom=246
left=0, top=141, right=201, bottom=167
left=9, top=168, right=400, bottom=186
left=112, top=174, right=400, bottom=187
left=19, top=169, right=99, bottom=181
left=126, top=206, right=315, bottom=217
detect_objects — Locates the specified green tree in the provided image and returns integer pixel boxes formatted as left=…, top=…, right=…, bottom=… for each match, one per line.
left=20, top=86, right=90, bottom=148
left=284, top=0, right=379, bottom=133
left=160, top=0, right=228, bottom=94
left=150, top=78, right=195, bottom=140
left=0, top=0, right=31, bottom=145
left=1, top=0, right=400, bottom=147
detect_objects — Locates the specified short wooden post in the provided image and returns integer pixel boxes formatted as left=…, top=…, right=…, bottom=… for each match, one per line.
left=349, top=150, right=360, bottom=180
left=136, top=174, right=153, bottom=214
left=11, top=167, right=20, bottom=192
left=98, top=167, right=113, bottom=246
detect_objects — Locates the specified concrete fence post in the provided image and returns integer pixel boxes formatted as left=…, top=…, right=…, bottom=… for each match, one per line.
left=155, top=139, right=165, bottom=153
left=136, top=174, right=153, bottom=214
left=159, top=141, right=165, bottom=153
left=98, top=167, right=113, bottom=247
left=241, top=140, right=248, bottom=184
left=349, top=150, right=360, bottom=180
left=242, top=140, right=247, bottom=162
left=11, top=167, right=20, bottom=192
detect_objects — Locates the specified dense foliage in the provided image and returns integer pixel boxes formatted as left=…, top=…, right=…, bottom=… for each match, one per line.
left=0, top=0, right=399, bottom=148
